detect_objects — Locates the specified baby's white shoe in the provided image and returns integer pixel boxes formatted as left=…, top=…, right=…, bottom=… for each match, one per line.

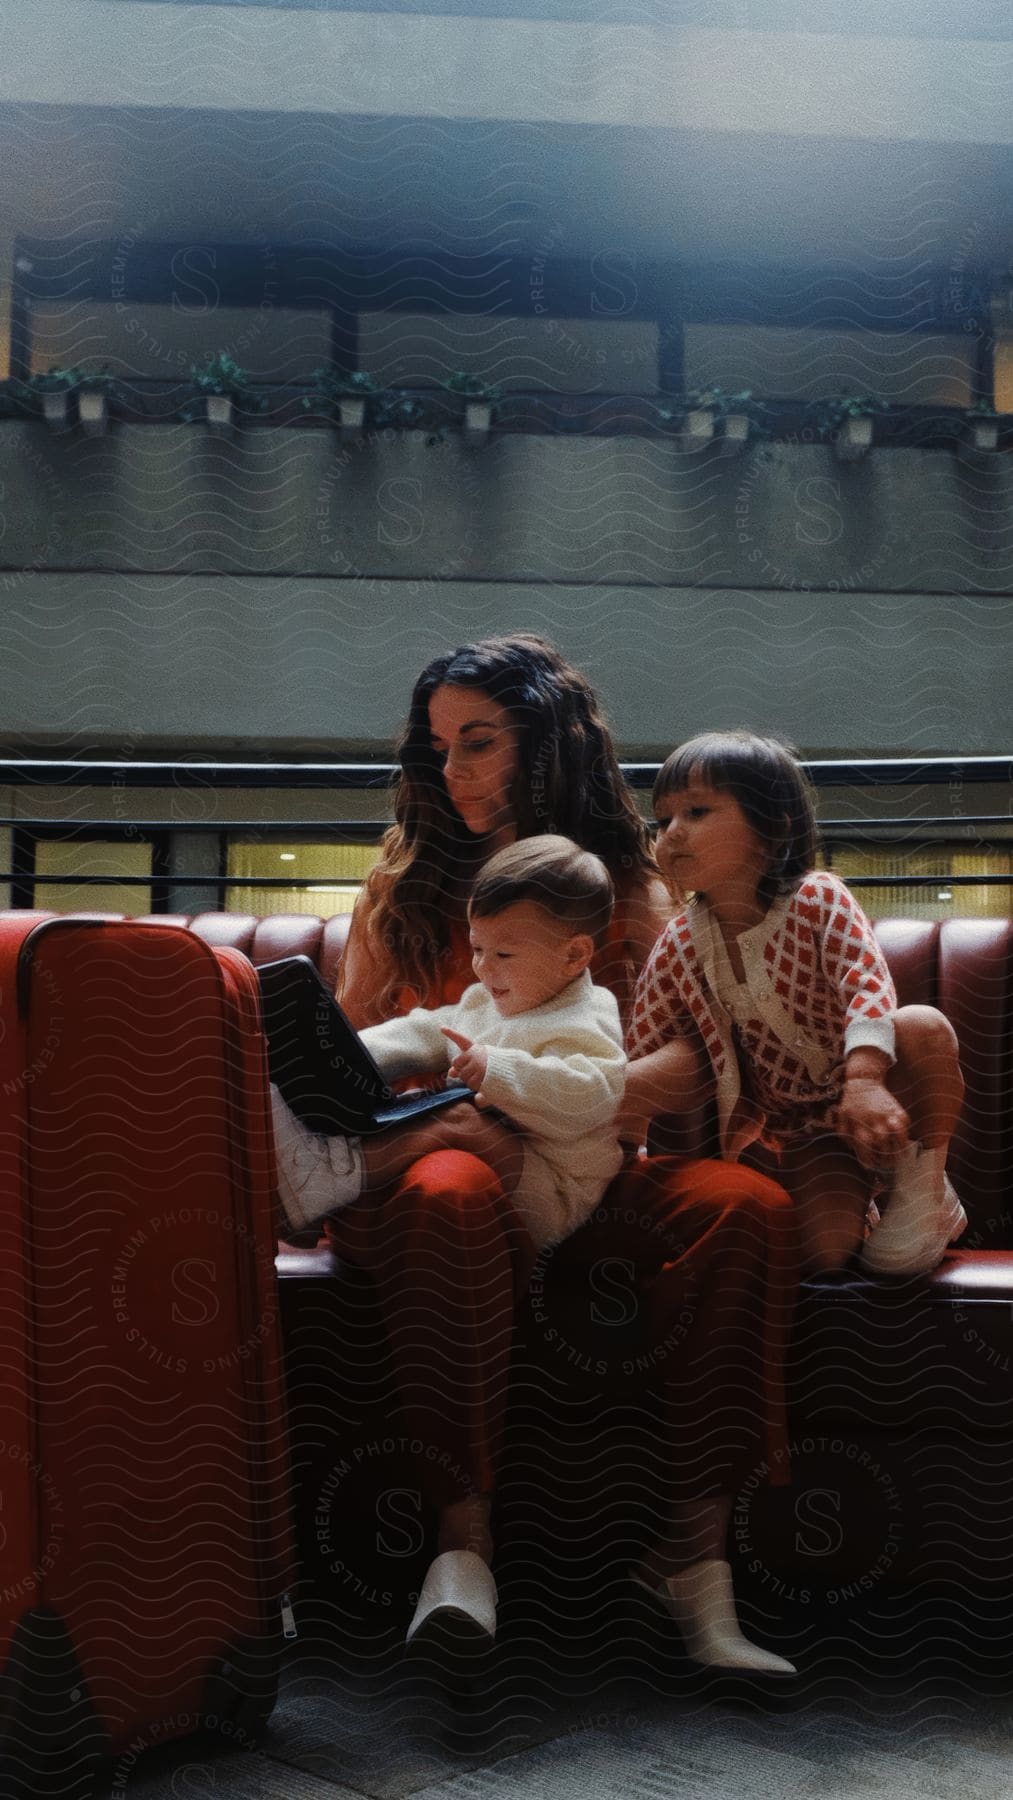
left=861, top=1143, right=967, bottom=1276
left=630, top=1558, right=796, bottom=1675
left=270, top=1083, right=364, bottom=1238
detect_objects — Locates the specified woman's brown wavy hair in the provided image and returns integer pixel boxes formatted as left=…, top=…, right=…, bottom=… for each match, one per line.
left=348, top=633, right=655, bottom=1013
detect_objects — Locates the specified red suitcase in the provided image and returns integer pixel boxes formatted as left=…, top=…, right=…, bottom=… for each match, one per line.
left=0, top=916, right=295, bottom=1796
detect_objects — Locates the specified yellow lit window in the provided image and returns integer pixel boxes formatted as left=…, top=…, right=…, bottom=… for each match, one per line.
left=226, top=840, right=381, bottom=918
left=832, top=845, right=1013, bottom=922
left=33, top=839, right=154, bottom=916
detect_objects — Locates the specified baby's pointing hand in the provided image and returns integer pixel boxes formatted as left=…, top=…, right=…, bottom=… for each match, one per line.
left=441, top=1028, right=490, bottom=1104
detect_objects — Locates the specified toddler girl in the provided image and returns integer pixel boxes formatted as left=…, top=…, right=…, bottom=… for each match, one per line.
left=629, top=730, right=966, bottom=1275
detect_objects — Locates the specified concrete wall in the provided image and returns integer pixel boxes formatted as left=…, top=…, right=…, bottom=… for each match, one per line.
left=2, top=424, right=1011, bottom=592
left=1, top=569, right=1007, bottom=757
left=0, top=423, right=1008, bottom=754
left=6, top=6, right=1012, bottom=145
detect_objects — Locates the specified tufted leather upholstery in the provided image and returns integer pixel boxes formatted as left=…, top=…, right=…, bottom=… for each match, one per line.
left=158, top=910, right=1008, bottom=1591
left=137, top=913, right=354, bottom=1003
left=137, top=909, right=1013, bottom=1262
left=151, top=908, right=1011, bottom=1248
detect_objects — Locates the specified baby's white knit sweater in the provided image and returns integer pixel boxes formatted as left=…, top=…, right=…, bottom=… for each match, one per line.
left=362, top=970, right=626, bottom=1249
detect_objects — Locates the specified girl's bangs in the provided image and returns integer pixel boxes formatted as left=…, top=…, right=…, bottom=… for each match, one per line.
left=653, top=737, right=745, bottom=807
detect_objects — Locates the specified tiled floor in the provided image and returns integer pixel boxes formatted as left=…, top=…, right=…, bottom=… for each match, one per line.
left=119, top=1585, right=1013, bottom=1800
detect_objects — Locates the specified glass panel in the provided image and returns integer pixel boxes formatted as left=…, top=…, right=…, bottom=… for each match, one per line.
left=994, top=333, right=1013, bottom=414
left=684, top=324, right=974, bottom=405
left=949, top=850, right=1013, bottom=919
left=226, top=840, right=381, bottom=917
left=833, top=844, right=1013, bottom=922
left=33, top=839, right=154, bottom=916
left=30, top=302, right=331, bottom=384
left=358, top=312, right=660, bottom=393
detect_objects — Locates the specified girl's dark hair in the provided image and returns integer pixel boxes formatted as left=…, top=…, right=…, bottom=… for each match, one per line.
left=653, top=729, right=821, bottom=902
left=354, top=634, right=654, bottom=1010
left=470, top=835, right=614, bottom=950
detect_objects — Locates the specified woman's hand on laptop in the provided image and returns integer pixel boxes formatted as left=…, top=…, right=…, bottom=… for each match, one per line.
left=441, top=1028, right=490, bottom=1106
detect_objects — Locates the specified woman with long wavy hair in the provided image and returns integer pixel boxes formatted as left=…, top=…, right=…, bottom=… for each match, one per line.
left=339, top=633, right=665, bottom=1025
left=273, top=633, right=800, bottom=1674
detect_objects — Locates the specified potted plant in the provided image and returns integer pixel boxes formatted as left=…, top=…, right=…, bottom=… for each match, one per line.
left=183, top=354, right=265, bottom=431
left=679, top=388, right=762, bottom=454
left=78, top=367, right=122, bottom=437
left=20, top=365, right=120, bottom=435
left=649, top=398, right=687, bottom=436
left=373, top=390, right=432, bottom=432
left=444, top=372, right=505, bottom=446
left=807, top=392, right=891, bottom=462
left=964, top=399, right=1004, bottom=453
left=303, top=368, right=382, bottom=441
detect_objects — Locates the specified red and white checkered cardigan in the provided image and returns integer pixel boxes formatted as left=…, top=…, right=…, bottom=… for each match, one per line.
left=627, top=871, right=898, bottom=1158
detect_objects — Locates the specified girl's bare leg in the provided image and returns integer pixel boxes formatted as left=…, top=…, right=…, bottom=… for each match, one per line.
left=752, top=1005, right=964, bottom=1277
left=888, top=1005, right=965, bottom=1149
left=741, top=1008, right=962, bottom=1276
left=860, top=1005, right=966, bottom=1271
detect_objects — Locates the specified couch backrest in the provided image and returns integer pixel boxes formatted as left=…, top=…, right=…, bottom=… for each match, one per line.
left=872, top=919, right=1012, bottom=1241
left=148, top=912, right=354, bottom=997
left=32, top=910, right=1013, bottom=1243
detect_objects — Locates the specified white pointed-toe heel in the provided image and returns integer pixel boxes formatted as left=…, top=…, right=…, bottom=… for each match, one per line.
left=631, top=1558, right=796, bottom=1675
left=406, top=1550, right=497, bottom=1650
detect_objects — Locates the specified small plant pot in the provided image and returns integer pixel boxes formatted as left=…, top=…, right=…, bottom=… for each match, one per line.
left=721, top=413, right=751, bottom=456
left=462, top=401, right=493, bottom=447
left=969, top=419, right=1000, bottom=453
left=78, top=392, right=109, bottom=437
left=834, top=415, right=874, bottom=462
left=681, top=407, right=716, bottom=449
left=203, top=394, right=234, bottom=433
left=338, top=398, right=367, bottom=442
left=41, top=391, right=71, bottom=433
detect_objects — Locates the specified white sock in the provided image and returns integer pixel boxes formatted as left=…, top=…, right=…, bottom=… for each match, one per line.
left=270, top=1084, right=363, bottom=1234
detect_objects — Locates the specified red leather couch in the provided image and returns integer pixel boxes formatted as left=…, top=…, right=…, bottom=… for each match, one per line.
left=146, top=911, right=1013, bottom=1613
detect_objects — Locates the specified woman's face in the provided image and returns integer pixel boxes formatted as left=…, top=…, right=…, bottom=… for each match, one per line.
left=428, top=684, right=521, bottom=848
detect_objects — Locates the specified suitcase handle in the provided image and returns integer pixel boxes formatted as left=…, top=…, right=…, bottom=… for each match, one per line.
left=15, top=917, right=114, bottom=1016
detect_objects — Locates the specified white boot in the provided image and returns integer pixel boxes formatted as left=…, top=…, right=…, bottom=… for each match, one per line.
left=270, top=1084, right=364, bottom=1237
left=406, top=1550, right=497, bottom=1648
left=631, top=1558, right=796, bottom=1675
left=861, top=1143, right=967, bottom=1276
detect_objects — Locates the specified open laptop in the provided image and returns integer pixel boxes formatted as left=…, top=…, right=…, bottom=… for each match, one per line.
left=257, top=955, right=473, bottom=1136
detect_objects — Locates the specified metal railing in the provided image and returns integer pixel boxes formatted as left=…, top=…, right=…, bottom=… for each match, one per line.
left=0, top=754, right=1009, bottom=788
left=1, top=755, right=1009, bottom=912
